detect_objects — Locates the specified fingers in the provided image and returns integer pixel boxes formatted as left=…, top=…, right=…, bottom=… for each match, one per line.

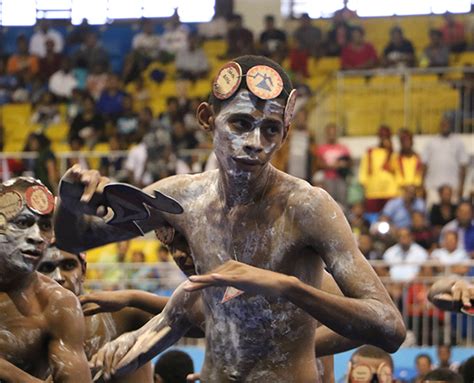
left=81, top=171, right=102, bottom=203
left=461, top=287, right=472, bottom=308
left=187, top=373, right=201, bottom=382
left=82, top=303, right=103, bottom=316
left=452, top=284, right=462, bottom=303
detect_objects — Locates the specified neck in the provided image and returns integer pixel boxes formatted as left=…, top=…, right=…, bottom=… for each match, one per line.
left=217, top=164, right=275, bottom=209
left=0, top=270, right=36, bottom=294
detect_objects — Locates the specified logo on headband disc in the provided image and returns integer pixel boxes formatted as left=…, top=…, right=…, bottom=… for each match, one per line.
left=0, top=191, right=23, bottom=220
left=246, top=65, right=283, bottom=100
left=284, top=89, right=297, bottom=126
left=25, top=185, right=54, bottom=215
left=213, top=62, right=242, bottom=100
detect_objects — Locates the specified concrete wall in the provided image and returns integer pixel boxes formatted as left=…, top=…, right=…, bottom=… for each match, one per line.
left=234, top=0, right=282, bottom=35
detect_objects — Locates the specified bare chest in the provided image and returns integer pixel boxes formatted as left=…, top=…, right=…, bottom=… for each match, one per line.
left=84, top=313, right=119, bottom=358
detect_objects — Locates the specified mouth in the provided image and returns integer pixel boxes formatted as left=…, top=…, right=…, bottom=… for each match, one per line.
left=21, top=249, right=43, bottom=259
left=232, top=156, right=262, bottom=166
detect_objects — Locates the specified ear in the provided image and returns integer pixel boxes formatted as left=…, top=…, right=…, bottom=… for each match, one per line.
left=281, top=123, right=291, bottom=145
left=196, top=102, right=214, bottom=132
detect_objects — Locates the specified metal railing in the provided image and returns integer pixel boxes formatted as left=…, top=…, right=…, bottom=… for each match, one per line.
left=84, top=260, right=474, bottom=346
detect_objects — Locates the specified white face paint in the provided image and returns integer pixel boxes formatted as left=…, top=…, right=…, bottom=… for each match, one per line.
left=213, top=90, right=286, bottom=177
left=0, top=208, right=51, bottom=279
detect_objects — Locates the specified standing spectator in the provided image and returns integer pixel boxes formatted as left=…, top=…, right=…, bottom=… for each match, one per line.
left=70, top=94, right=106, bottom=146
left=383, top=227, right=428, bottom=282
left=96, top=74, right=128, bottom=121
left=429, top=185, right=457, bottom=235
left=435, top=345, right=460, bottom=371
left=411, top=211, right=435, bottom=251
left=132, top=18, right=160, bottom=60
left=160, top=12, right=190, bottom=59
left=394, top=129, right=422, bottom=190
left=412, top=354, right=433, bottom=383
left=422, top=113, right=468, bottom=206
left=22, top=132, right=58, bottom=193
left=175, top=33, right=210, bottom=81
left=7, top=35, right=39, bottom=80
left=29, top=20, right=64, bottom=58
left=48, top=58, right=78, bottom=100
left=315, top=123, right=351, bottom=207
left=225, top=14, right=254, bottom=58
left=293, top=13, right=322, bottom=58
left=341, top=26, right=378, bottom=70
left=358, top=126, right=398, bottom=213
left=382, top=26, right=415, bottom=68
left=440, top=201, right=474, bottom=253
left=39, top=39, right=63, bottom=81
left=381, top=185, right=426, bottom=229
left=259, top=15, right=287, bottom=61
left=432, top=231, right=469, bottom=275
left=441, top=13, right=466, bottom=53
left=422, top=29, right=449, bottom=67
left=72, top=32, right=109, bottom=71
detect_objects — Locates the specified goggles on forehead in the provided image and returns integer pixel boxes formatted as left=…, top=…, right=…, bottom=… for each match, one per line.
left=0, top=184, right=54, bottom=230
left=212, top=61, right=297, bottom=126
left=348, top=362, right=393, bottom=383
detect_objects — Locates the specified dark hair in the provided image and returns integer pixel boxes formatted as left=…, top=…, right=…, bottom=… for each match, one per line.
left=265, top=15, right=275, bottom=22
left=166, top=96, right=179, bottom=106
left=390, top=26, right=403, bottom=35
left=154, top=350, right=194, bottom=383
left=437, top=184, right=453, bottom=194
left=416, top=353, right=432, bottom=365
left=459, top=356, right=474, bottom=383
left=209, top=55, right=293, bottom=113
left=423, top=368, right=462, bottom=383
left=430, top=29, right=443, bottom=38
left=351, top=345, right=394, bottom=369
left=351, top=25, right=365, bottom=36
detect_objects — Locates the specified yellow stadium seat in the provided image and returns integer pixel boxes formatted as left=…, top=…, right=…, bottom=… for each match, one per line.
left=45, top=122, right=68, bottom=143
left=202, top=40, right=227, bottom=56
left=2, top=104, right=33, bottom=147
left=159, top=80, right=178, bottom=97
left=189, top=79, right=211, bottom=98
left=456, top=52, right=474, bottom=67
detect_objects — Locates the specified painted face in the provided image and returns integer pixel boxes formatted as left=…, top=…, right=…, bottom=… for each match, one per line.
left=38, top=247, right=83, bottom=296
left=0, top=207, right=52, bottom=276
left=213, top=90, right=286, bottom=175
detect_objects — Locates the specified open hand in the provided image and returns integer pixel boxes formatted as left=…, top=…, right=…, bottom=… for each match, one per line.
left=183, top=260, right=295, bottom=297
left=80, top=291, right=130, bottom=316
left=433, top=279, right=474, bottom=312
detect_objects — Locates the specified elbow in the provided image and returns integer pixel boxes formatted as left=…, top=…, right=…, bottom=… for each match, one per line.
left=379, top=315, right=407, bottom=353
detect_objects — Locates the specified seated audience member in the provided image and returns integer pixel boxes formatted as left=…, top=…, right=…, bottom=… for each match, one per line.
left=66, top=136, right=89, bottom=169
left=383, top=227, right=428, bottom=282
left=29, top=19, right=64, bottom=58
left=86, top=63, right=108, bottom=100
left=358, top=233, right=381, bottom=261
left=154, top=350, right=195, bottom=383
left=69, top=94, right=106, bottom=146
left=127, top=75, right=151, bottom=111
left=326, top=15, right=351, bottom=57
left=348, top=202, right=370, bottom=237
left=160, top=12, right=190, bottom=59
left=381, top=185, right=426, bottom=229
left=39, top=39, right=63, bottom=81
left=225, top=14, right=254, bottom=58
left=341, top=26, right=378, bottom=70
left=411, top=211, right=435, bottom=250
left=73, top=31, right=110, bottom=71
left=7, top=35, right=39, bottom=80
left=99, top=134, right=127, bottom=181
left=289, top=41, right=310, bottom=77
left=116, top=94, right=140, bottom=142
left=440, top=201, right=474, bottom=252
left=171, top=119, right=199, bottom=153
left=132, top=18, right=161, bottom=60
left=159, top=96, right=182, bottom=131
left=175, top=33, right=210, bottom=81
left=358, top=126, right=398, bottom=213
left=441, top=13, right=466, bottom=53
left=0, top=57, right=18, bottom=105
left=422, top=29, right=449, bottom=67
left=394, top=129, right=422, bottom=189
left=49, top=58, right=78, bottom=100
left=259, top=15, right=287, bottom=60
left=412, top=354, right=433, bottom=383
left=432, top=231, right=469, bottom=275
left=383, top=26, right=415, bottom=68
left=96, top=73, right=128, bottom=121
left=293, top=13, right=322, bottom=58
left=422, top=368, right=463, bottom=383
left=435, top=345, right=460, bottom=371
left=31, top=90, right=60, bottom=127
left=347, top=345, right=394, bottom=383
left=430, top=185, right=457, bottom=234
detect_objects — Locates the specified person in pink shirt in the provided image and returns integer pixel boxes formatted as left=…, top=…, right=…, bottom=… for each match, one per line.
left=341, top=26, right=378, bottom=70
left=315, top=123, right=352, bottom=207
left=441, top=13, right=466, bottom=53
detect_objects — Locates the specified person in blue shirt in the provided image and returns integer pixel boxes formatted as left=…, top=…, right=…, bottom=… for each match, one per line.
left=381, top=185, right=426, bottom=228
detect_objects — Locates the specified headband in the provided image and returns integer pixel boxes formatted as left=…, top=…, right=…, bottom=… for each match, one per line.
left=213, top=61, right=297, bottom=126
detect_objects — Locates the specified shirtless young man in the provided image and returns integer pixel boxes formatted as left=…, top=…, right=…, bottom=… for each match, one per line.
left=0, top=177, right=91, bottom=382
left=55, top=55, right=405, bottom=382
left=37, top=245, right=158, bottom=383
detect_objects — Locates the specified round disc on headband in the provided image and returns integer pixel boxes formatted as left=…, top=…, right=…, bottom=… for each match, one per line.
left=246, top=65, right=283, bottom=100
left=284, top=89, right=297, bottom=126
left=0, top=191, right=24, bottom=220
left=377, top=363, right=393, bottom=383
left=213, top=62, right=242, bottom=100
left=350, top=364, right=372, bottom=383
left=25, top=185, right=54, bottom=215
left=0, top=213, right=7, bottom=230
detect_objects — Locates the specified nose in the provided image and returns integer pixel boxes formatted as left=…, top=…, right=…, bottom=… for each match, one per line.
left=26, top=224, right=45, bottom=247
left=51, top=267, right=65, bottom=285
left=243, top=128, right=263, bottom=156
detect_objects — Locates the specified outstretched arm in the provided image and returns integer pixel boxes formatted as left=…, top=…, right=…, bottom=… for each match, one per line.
left=90, top=282, right=203, bottom=381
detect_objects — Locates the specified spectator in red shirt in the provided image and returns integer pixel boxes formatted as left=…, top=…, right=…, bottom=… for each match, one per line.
left=341, top=26, right=378, bottom=70
left=441, top=13, right=466, bottom=53
left=314, top=123, right=351, bottom=207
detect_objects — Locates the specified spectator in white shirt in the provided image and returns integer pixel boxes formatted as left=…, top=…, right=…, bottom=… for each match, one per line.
left=29, top=20, right=64, bottom=58
left=132, top=18, right=160, bottom=60
left=160, top=12, right=189, bottom=57
left=422, top=113, right=468, bottom=206
left=175, top=33, right=210, bottom=81
left=48, top=58, right=78, bottom=100
left=383, top=227, right=429, bottom=282
left=432, top=231, right=469, bottom=275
